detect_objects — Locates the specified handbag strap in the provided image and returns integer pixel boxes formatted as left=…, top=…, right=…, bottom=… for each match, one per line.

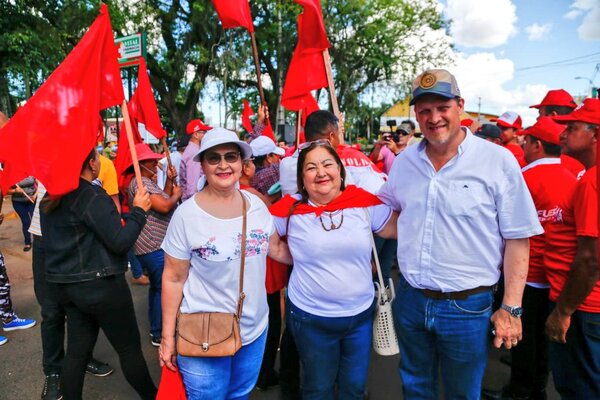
left=236, top=191, right=248, bottom=319
left=363, top=209, right=387, bottom=300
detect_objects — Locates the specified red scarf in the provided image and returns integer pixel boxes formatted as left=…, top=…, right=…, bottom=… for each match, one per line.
left=269, top=185, right=382, bottom=217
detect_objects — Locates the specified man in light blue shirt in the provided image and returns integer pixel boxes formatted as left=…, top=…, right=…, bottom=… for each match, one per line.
left=377, top=69, right=543, bottom=399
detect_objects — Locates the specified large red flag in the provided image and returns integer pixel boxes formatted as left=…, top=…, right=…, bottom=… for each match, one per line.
left=211, top=0, right=254, bottom=32
left=281, top=0, right=329, bottom=112
left=131, top=58, right=166, bottom=140
left=242, top=99, right=254, bottom=133
left=0, top=3, right=124, bottom=196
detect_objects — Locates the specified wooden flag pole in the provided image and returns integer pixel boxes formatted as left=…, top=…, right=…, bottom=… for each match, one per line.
left=161, top=137, right=173, bottom=171
left=250, top=31, right=266, bottom=105
left=322, top=49, right=345, bottom=143
left=296, top=109, right=303, bottom=149
left=121, top=100, right=144, bottom=191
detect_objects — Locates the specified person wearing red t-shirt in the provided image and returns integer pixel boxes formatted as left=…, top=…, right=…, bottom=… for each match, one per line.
left=492, top=111, right=526, bottom=168
left=530, top=89, right=586, bottom=178
left=544, top=98, right=600, bottom=398
left=485, top=117, right=577, bottom=400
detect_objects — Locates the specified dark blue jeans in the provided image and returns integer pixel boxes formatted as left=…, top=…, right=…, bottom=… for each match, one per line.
left=12, top=199, right=34, bottom=246
left=122, top=214, right=143, bottom=279
left=137, top=249, right=164, bottom=338
left=393, top=274, right=492, bottom=400
left=548, top=302, right=600, bottom=399
left=287, top=299, right=375, bottom=400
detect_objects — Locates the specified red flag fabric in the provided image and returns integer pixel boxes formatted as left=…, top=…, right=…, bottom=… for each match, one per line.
left=131, top=58, right=166, bottom=140
left=281, top=0, right=329, bottom=112
left=0, top=3, right=123, bottom=196
left=211, top=0, right=254, bottom=32
left=263, top=120, right=276, bottom=141
left=156, top=366, right=187, bottom=400
left=242, top=99, right=254, bottom=133
left=114, top=113, right=142, bottom=189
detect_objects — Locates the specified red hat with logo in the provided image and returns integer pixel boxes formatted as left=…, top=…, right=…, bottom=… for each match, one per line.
left=186, top=119, right=212, bottom=135
left=529, top=89, right=577, bottom=109
left=491, top=111, right=523, bottom=130
left=125, top=143, right=164, bottom=172
left=517, top=116, right=564, bottom=145
left=552, top=98, right=600, bottom=125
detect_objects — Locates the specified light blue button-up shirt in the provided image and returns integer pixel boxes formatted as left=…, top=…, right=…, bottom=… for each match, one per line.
left=378, top=130, right=543, bottom=292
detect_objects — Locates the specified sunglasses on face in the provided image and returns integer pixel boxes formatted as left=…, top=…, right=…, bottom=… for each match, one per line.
left=204, top=151, right=241, bottom=165
left=298, top=139, right=333, bottom=151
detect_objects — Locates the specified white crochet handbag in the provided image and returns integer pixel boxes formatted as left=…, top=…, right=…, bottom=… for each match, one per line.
left=366, top=211, right=399, bottom=356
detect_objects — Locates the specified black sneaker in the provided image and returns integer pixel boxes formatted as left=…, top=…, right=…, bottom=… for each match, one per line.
left=42, top=374, right=62, bottom=400
left=86, top=359, right=114, bottom=377
left=150, top=334, right=161, bottom=347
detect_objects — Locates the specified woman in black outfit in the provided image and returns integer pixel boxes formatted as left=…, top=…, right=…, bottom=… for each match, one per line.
left=40, top=147, right=157, bottom=400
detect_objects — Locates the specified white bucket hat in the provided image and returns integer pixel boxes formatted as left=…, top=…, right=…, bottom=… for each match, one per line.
left=193, top=127, right=253, bottom=162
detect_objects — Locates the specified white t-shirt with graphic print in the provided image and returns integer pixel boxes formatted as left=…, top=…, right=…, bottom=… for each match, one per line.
left=274, top=199, right=392, bottom=318
left=161, top=191, right=274, bottom=345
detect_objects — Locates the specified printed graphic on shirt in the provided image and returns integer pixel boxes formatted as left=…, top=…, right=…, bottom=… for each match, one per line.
left=192, top=229, right=270, bottom=261
left=538, top=206, right=563, bottom=223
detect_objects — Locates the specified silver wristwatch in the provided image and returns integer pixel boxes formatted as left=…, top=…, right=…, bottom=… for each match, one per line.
left=501, top=304, right=523, bottom=318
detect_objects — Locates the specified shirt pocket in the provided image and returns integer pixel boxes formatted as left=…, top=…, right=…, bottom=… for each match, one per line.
left=445, top=182, right=486, bottom=218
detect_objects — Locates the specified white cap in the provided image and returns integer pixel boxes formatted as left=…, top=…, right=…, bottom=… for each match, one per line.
left=250, top=136, right=285, bottom=157
left=193, top=127, right=252, bottom=162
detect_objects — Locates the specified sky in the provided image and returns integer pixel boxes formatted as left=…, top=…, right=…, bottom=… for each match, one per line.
left=439, top=0, right=600, bottom=126
left=201, top=0, right=600, bottom=129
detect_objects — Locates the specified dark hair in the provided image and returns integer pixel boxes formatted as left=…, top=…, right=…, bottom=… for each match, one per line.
left=401, top=119, right=416, bottom=130
left=296, top=143, right=346, bottom=202
left=80, top=147, right=98, bottom=173
left=544, top=105, right=575, bottom=116
left=529, top=136, right=561, bottom=157
left=253, top=155, right=268, bottom=168
left=304, top=110, right=339, bottom=142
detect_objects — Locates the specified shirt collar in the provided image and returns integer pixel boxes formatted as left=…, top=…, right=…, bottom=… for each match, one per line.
left=521, top=157, right=561, bottom=172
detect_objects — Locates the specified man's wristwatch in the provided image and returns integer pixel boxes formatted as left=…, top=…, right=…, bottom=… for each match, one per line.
left=501, top=304, right=523, bottom=318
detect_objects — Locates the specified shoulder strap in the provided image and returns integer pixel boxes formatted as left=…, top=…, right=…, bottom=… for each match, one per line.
left=363, top=208, right=386, bottom=296
left=236, top=191, right=248, bottom=318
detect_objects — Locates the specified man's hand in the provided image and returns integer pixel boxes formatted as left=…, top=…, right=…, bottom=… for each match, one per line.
left=490, top=308, right=522, bottom=349
left=545, top=308, right=571, bottom=344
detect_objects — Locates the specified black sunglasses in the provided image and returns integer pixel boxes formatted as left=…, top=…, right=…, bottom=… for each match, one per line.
left=204, top=151, right=241, bottom=165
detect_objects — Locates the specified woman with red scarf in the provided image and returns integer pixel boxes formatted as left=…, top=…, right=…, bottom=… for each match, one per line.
left=270, top=140, right=398, bottom=399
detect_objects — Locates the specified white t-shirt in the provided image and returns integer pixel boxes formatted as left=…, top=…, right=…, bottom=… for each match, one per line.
left=274, top=199, right=392, bottom=318
left=161, top=191, right=274, bottom=344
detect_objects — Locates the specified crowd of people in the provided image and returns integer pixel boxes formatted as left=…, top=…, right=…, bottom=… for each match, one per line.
left=0, top=68, right=598, bottom=400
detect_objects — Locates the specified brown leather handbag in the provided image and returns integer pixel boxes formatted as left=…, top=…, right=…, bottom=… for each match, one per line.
left=176, top=193, right=247, bottom=357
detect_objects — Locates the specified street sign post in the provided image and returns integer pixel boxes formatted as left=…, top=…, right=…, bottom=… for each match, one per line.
left=115, top=33, right=146, bottom=68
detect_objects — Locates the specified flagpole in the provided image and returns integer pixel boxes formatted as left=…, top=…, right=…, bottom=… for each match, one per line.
left=296, top=109, right=302, bottom=149
left=121, top=100, right=144, bottom=191
left=161, top=137, right=174, bottom=176
left=322, top=49, right=345, bottom=144
left=250, top=31, right=266, bottom=105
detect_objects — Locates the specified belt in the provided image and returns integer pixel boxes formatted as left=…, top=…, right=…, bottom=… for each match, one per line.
left=420, top=285, right=492, bottom=300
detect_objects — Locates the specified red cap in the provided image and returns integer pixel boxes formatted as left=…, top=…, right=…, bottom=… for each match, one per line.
left=491, top=111, right=523, bottom=130
left=517, top=117, right=564, bottom=145
left=552, top=98, right=600, bottom=125
left=186, top=119, right=212, bottom=135
left=126, top=143, right=163, bottom=172
left=460, top=118, right=474, bottom=127
left=530, top=89, right=577, bottom=109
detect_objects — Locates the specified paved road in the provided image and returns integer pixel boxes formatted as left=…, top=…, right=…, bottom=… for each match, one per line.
left=0, top=200, right=558, bottom=399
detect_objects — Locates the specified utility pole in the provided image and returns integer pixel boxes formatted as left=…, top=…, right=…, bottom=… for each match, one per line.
left=477, top=97, right=482, bottom=121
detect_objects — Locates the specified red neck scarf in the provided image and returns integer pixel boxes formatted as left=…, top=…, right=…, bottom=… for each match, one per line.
left=269, top=185, right=382, bottom=217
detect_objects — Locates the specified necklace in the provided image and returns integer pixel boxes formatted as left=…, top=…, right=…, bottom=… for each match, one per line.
left=319, top=210, right=344, bottom=231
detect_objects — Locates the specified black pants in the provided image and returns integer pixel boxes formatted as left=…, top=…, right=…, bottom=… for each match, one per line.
left=509, top=285, right=550, bottom=397
left=58, top=274, right=156, bottom=400
left=258, top=291, right=282, bottom=384
left=32, top=235, right=66, bottom=375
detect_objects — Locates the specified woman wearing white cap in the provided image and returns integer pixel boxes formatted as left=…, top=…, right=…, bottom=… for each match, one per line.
left=159, top=128, right=292, bottom=399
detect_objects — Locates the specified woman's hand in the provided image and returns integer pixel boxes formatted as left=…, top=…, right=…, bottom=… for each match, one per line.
left=132, top=185, right=152, bottom=212
left=167, top=164, right=178, bottom=182
left=159, top=335, right=178, bottom=371
left=268, top=233, right=293, bottom=265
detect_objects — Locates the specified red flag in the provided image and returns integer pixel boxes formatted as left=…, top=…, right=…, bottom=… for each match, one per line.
left=131, top=58, right=166, bottom=140
left=242, top=99, right=254, bottom=133
left=0, top=4, right=124, bottom=196
left=114, top=110, right=143, bottom=189
left=263, top=120, right=276, bottom=141
left=211, top=0, right=254, bottom=32
left=281, top=0, right=329, bottom=112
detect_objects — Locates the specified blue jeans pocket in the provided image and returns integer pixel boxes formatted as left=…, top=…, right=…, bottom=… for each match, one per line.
left=583, top=315, right=600, bottom=340
left=451, top=292, right=493, bottom=315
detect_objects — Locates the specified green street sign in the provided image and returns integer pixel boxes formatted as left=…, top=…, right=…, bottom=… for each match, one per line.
left=115, top=33, right=146, bottom=67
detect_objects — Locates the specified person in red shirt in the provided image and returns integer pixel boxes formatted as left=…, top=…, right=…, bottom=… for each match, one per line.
left=484, top=117, right=577, bottom=400
left=492, top=111, right=526, bottom=167
left=530, top=89, right=585, bottom=178
left=544, top=98, right=600, bottom=398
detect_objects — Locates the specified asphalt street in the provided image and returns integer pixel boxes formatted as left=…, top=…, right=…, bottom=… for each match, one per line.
left=0, top=200, right=558, bottom=400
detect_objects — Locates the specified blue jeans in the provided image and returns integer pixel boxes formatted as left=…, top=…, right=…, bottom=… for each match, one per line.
left=122, top=214, right=144, bottom=279
left=287, top=299, right=375, bottom=400
left=137, top=249, right=164, bottom=338
left=177, top=328, right=267, bottom=400
left=12, top=199, right=34, bottom=246
left=393, top=274, right=492, bottom=400
left=548, top=302, right=600, bottom=399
